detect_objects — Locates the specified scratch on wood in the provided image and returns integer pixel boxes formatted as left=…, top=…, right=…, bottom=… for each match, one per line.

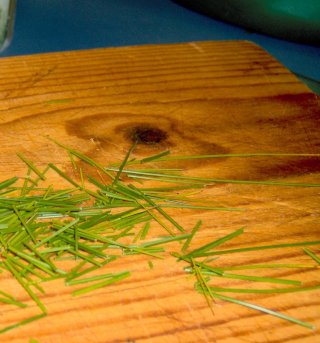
left=188, top=42, right=205, bottom=54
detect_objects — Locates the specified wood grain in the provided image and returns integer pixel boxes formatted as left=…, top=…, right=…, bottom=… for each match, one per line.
left=0, top=40, right=319, bottom=342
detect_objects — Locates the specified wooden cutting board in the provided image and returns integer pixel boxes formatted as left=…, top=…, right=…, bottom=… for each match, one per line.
left=0, top=41, right=319, bottom=342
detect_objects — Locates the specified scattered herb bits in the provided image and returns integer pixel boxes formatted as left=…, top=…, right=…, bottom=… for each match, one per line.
left=0, top=140, right=319, bottom=336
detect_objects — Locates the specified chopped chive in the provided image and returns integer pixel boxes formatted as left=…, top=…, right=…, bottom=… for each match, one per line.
left=209, top=271, right=302, bottom=286
left=196, top=240, right=320, bottom=257
left=140, top=221, right=151, bottom=240
left=138, top=152, right=320, bottom=162
left=68, top=151, right=78, bottom=173
left=17, top=153, right=46, bottom=181
left=47, top=137, right=114, bottom=180
left=140, top=150, right=170, bottom=163
left=67, top=271, right=129, bottom=286
left=138, top=233, right=190, bottom=248
left=0, top=177, right=18, bottom=191
left=113, top=142, right=137, bottom=185
left=108, top=167, right=320, bottom=187
left=0, top=297, right=27, bottom=308
left=13, top=206, right=36, bottom=244
left=8, top=247, right=56, bottom=276
left=48, top=163, right=81, bottom=189
left=191, top=257, right=215, bottom=314
left=303, top=248, right=320, bottom=265
left=35, top=218, right=79, bottom=248
left=29, top=338, right=41, bottom=343
left=184, top=228, right=244, bottom=258
left=130, top=185, right=185, bottom=233
left=211, top=292, right=314, bottom=329
left=219, top=263, right=317, bottom=271
left=197, top=284, right=320, bottom=294
left=72, top=271, right=131, bottom=296
left=67, top=256, right=117, bottom=281
left=181, top=220, right=202, bottom=252
left=4, top=258, right=47, bottom=314
left=0, top=142, right=318, bottom=335
left=0, top=313, right=47, bottom=335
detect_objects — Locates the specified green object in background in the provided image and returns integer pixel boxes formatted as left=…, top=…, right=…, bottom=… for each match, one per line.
left=174, top=0, right=320, bottom=45
left=0, top=0, right=16, bottom=52
left=174, top=0, right=320, bottom=94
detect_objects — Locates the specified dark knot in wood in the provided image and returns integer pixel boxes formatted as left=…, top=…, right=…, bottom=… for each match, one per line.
left=130, top=126, right=167, bottom=145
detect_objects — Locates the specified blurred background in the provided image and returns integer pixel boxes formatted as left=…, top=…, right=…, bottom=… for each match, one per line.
left=1, top=0, right=319, bottom=93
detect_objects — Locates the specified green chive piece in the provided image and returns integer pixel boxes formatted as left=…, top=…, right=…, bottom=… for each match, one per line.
left=4, top=259, right=47, bottom=314
left=29, top=338, right=41, bottom=343
left=0, top=313, right=47, bottom=335
left=181, top=220, right=202, bottom=252
left=196, top=284, right=320, bottom=294
left=139, top=152, right=320, bottom=162
left=138, top=233, right=190, bottom=248
left=184, top=228, right=244, bottom=258
left=0, top=177, right=18, bottom=191
left=0, top=296, right=27, bottom=308
left=17, top=153, right=46, bottom=180
left=113, top=142, right=137, bottom=185
left=67, top=271, right=129, bottom=286
left=35, top=218, right=79, bottom=248
left=303, top=248, right=320, bottom=265
left=140, top=150, right=171, bottom=163
left=211, top=292, right=314, bottom=330
left=197, top=240, right=320, bottom=257
left=72, top=271, right=131, bottom=296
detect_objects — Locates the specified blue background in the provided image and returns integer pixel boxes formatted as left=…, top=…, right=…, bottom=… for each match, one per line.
left=2, top=0, right=320, bottom=92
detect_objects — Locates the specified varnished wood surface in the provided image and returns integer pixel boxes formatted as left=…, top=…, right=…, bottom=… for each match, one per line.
left=0, top=41, right=319, bottom=342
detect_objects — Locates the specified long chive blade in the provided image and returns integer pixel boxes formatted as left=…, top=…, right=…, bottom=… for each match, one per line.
left=198, top=284, right=320, bottom=294
left=138, top=233, right=191, bottom=248
left=142, top=152, right=320, bottom=162
left=140, top=150, right=171, bottom=163
left=196, top=241, right=320, bottom=257
left=211, top=292, right=314, bottom=329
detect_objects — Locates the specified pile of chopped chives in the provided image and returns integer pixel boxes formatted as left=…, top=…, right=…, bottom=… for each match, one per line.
left=0, top=140, right=319, bottom=335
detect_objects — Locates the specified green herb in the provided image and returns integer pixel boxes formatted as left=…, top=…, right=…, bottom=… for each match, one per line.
left=72, top=271, right=131, bottom=296
left=140, top=150, right=171, bottom=163
left=29, top=338, right=41, bottom=343
left=0, top=313, right=47, bottom=335
left=303, top=248, right=320, bottom=265
left=17, top=153, right=46, bottom=181
left=0, top=141, right=319, bottom=335
left=181, top=220, right=202, bottom=252
left=211, top=292, right=314, bottom=329
left=175, top=229, right=319, bottom=329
